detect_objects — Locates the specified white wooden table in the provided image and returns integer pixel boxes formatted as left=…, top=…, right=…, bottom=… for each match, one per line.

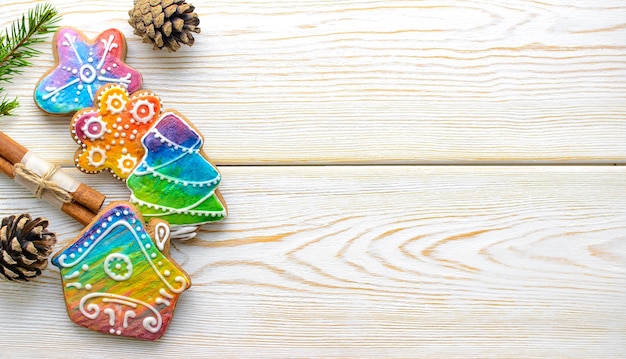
left=1, top=1, right=625, bottom=357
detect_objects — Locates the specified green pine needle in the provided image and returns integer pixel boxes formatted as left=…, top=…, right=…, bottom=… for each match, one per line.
left=0, top=3, right=61, bottom=116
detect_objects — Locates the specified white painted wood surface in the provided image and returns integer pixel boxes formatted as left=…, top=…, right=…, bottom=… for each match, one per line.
left=0, top=1, right=625, bottom=358
left=2, top=0, right=626, bottom=164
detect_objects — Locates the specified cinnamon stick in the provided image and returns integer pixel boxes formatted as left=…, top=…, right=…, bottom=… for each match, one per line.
left=0, top=132, right=105, bottom=212
left=61, top=201, right=96, bottom=225
left=0, top=131, right=26, bottom=164
left=0, top=155, right=14, bottom=179
left=1, top=153, right=96, bottom=224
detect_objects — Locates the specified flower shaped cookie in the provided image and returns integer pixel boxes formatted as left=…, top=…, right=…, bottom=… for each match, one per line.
left=35, top=27, right=143, bottom=114
left=71, top=84, right=161, bottom=180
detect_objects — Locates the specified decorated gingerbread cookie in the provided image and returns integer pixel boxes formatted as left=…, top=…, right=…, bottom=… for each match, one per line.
left=34, top=27, right=143, bottom=114
left=52, top=202, right=191, bottom=340
left=126, top=110, right=227, bottom=225
left=71, top=84, right=161, bottom=179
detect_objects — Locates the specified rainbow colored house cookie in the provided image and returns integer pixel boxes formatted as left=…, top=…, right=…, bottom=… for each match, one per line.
left=52, top=202, right=191, bottom=340
left=127, top=110, right=227, bottom=225
left=71, top=84, right=161, bottom=179
left=35, top=27, right=143, bottom=114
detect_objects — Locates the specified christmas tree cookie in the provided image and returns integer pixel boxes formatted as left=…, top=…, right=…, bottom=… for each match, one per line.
left=71, top=84, right=161, bottom=179
left=35, top=27, right=143, bottom=114
left=52, top=202, right=191, bottom=340
left=126, top=110, right=227, bottom=225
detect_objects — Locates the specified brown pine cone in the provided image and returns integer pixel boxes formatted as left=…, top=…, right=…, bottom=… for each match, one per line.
left=128, top=0, right=201, bottom=52
left=0, top=214, right=56, bottom=282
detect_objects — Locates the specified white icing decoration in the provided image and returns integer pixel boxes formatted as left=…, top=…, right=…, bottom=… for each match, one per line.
left=123, top=310, right=136, bottom=328
left=163, top=270, right=170, bottom=277
left=104, top=253, right=133, bottom=281
left=66, top=282, right=82, bottom=289
left=87, top=85, right=94, bottom=101
left=80, top=294, right=160, bottom=334
left=105, top=92, right=127, bottom=114
left=87, top=146, right=107, bottom=167
left=103, top=297, right=137, bottom=308
left=78, top=64, right=96, bottom=83
left=85, top=284, right=92, bottom=290
left=156, top=297, right=171, bottom=307
left=103, top=308, right=116, bottom=326
left=82, top=264, right=89, bottom=271
left=99, top=72, right=131, bottom=85
left=82, top=116, right=107, bottom=140
left=63, top=33, right=83, bottom=64
left=42, top=78, right=80, bottom=100
left=98, top=35, right=119, bottom=70
left=159, top=288, right=174, bottom=299
left=64, top=270, right=80, bottom=279
left=150, top=120, right=202, bottom=152
left=133, top=166, right=220, bottom=188
left=154, top=222, right=170, bottom=252
left=117, top=154, right=137, bottom=174
left=130, top=193, right=227, bottom=219
left=129, top=99, right=156, bottom=124
left=57, top=218, right=189, bottom=293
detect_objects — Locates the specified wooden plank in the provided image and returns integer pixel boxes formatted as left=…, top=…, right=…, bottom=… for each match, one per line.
left=0, top=166, right=624, bottom=357
left=1, top=1, right=626, bottom=164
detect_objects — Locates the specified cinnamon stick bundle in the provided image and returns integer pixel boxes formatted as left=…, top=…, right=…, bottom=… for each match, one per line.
left=0, top=132, right=105, bottom=225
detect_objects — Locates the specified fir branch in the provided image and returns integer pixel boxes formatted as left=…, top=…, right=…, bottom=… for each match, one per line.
left=0, top=3, right=60, bottom=116
left=0, top=95, right=18, bottom=116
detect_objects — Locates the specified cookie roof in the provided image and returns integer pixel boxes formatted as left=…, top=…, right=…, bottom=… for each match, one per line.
left=52, top=203, right=189, bottom=294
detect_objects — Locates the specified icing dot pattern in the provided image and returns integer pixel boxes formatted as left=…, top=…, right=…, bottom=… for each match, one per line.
left=71, top=84, right=161, bottom=180
left=51, top=203, right=191, bottom=340
left=34, top=28, right=143, bottom=114
left=126, top=112, right=228, bottom=225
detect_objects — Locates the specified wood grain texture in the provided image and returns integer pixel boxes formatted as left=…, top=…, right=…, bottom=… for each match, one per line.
left=1, top=0, right=626, bottom=164
left=0, top=166, right=625, bottom=358
left=1, top=1, right=625, bottom=358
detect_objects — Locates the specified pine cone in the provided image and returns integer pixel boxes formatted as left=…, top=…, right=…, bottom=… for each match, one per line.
left=0, top=214, right=56, bottom=282
left=128, top=0, right=201, bottom=52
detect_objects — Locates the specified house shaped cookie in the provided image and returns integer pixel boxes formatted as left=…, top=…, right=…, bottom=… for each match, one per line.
left=52, top=202, right=191, bottom=340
